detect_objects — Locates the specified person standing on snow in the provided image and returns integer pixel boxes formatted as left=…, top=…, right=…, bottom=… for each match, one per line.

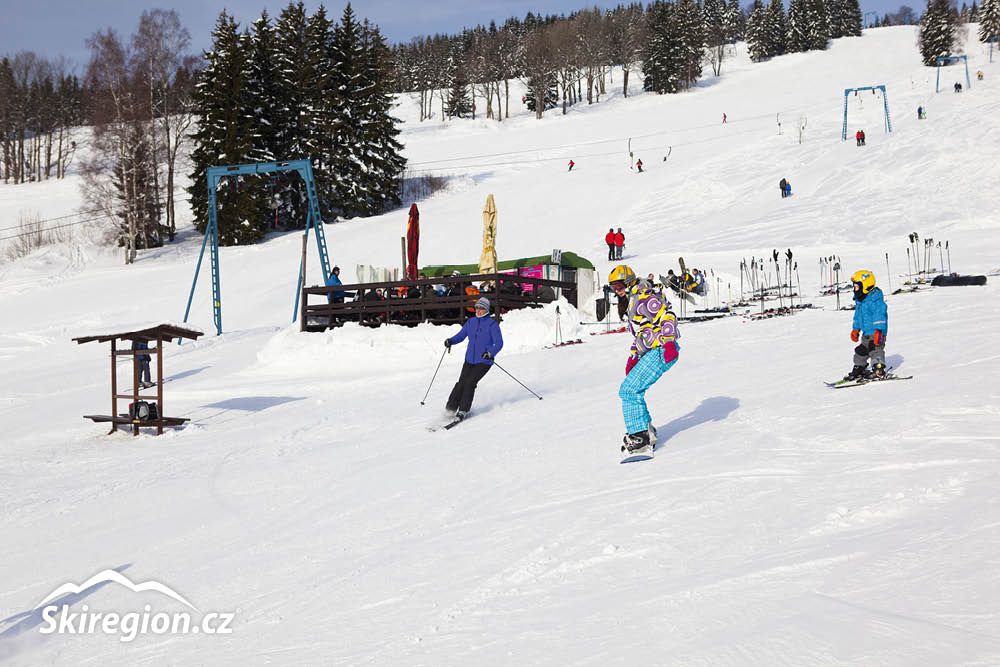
left=614, top=228, right=625, bottom=260
left=855, top=130, right=863, bottom=147
left=845, top=269, right=888, bottom=380
left=635, top=158, right=644, bottom=173
left=605, top=228, right=616, bottom=260
left=608, top=265, right=680, bottom=455
left=444, top=297, right=504, bottom=420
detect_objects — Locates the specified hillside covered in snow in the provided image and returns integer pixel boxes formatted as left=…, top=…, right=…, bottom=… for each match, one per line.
left=2, top=26, right=999, bottom=665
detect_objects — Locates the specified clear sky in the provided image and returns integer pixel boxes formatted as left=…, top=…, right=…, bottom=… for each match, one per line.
left=1, top=0, right=911, bottom=71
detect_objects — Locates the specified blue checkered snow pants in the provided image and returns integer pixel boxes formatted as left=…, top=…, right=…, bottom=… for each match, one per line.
left=619, top=350, right=676, bottom=434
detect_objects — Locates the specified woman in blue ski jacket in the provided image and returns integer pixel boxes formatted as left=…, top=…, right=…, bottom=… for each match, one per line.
left=845, top=269, right=888, bottom=380
left=443, top=296, right=503, bottom=418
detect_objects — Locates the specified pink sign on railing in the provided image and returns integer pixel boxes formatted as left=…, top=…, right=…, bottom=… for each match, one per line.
left=499, top=265, right=544, bottom=291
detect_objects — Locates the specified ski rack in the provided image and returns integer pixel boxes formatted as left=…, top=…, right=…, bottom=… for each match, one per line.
left=935, top=55, right=971, bottom=93
left=183, top=159, right=332, bottom=336
left=841, top=85, right=892, bottom=140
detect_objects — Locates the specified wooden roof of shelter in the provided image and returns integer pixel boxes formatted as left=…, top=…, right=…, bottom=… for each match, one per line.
left=73, top=324, right=203, bottom=345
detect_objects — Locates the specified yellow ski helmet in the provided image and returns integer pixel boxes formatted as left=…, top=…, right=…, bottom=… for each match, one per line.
left=851, top=269, right=876, bottom=294
left=608, top=264, right=637, bottom=288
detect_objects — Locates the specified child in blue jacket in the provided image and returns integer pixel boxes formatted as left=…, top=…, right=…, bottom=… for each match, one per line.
left=444, top=297, right=504, bottom=419
left=845, top=269, right=888, bottom=380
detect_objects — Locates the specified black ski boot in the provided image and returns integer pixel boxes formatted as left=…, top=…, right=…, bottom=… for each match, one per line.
left=872, top=362, right=887, bottom=379
left=844, top=365, right=870, bottom=381
left=622, top=430, right=651, bottom=454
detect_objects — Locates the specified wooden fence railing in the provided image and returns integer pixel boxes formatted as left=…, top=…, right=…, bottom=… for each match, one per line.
left=301, top=273, right=576, bottom=331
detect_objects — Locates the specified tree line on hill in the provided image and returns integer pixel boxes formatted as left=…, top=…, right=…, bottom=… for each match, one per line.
left=0, top=55, right=84, bottom=184
left=3, top=0, right=999, bottom=263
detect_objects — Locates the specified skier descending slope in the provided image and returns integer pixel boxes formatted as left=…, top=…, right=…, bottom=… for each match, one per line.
left=443, top=297, right=504, bottom=422
left=845, top=269, right=889, bottom=380
left=609, top=265, right=680, bottom=462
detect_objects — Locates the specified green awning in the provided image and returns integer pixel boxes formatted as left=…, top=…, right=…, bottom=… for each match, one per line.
left=421, top=251, right=594, bottom=277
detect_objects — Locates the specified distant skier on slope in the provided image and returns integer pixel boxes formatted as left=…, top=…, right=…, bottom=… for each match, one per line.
left=614, top=228, right=625, bottom=260
left=608, top=265, right=680, bottom=457
left=444, top=297, right=504, bottom=420
left=568, top=160, right=575, bottom=171
left=605, top=228, right=616, bottom=260
left=844, top=269, right=888, bottom=381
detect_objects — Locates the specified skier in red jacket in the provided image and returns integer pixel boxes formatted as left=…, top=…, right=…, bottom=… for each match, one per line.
left=605, top=228, right=616, bottom=260
left=613, top=228, right=625, bottom=260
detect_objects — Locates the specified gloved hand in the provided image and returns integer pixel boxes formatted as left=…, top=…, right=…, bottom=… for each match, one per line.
left=625, top=355, right=638, bottom=376
left=444, top=339, right=452, bottom=349
left=482, top=351, right=493, bottom=360
left=662, top=341, right=679, bottom=364
left=873, top=330, right=885, bottom=347
left=850, top=329, right=860, bottom=342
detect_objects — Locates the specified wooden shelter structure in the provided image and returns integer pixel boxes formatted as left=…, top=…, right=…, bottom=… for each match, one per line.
left=73, top=324, right=203, bottom=436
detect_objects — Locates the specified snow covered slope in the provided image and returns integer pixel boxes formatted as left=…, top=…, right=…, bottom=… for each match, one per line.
left=2, top=27, right=1000, bottom=665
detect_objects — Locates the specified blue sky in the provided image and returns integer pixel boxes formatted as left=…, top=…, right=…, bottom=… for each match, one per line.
left=1, top=0, right=913, bottom=70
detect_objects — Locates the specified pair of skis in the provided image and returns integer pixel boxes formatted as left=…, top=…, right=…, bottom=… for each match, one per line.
left=825, top=370, right=913, bottom=389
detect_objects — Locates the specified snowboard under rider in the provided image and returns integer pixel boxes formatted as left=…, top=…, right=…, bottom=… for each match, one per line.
left=845, top=269, right=888, bottom=380
left=444, top=297, right=504, bottom=419
left=609, top=265, right=680, bottom=455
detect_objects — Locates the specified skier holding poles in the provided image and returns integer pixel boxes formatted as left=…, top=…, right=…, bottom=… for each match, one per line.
left=609, top=265, right=680, bottom=462
left=443, top=297, right=503, bottom=421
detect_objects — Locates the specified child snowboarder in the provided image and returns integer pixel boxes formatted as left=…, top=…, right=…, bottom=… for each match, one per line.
left=845, top=269, right=888, bottom=380
left=608, top=265, right=680, bottom=458
left=444, top=297, right=503, bottom=420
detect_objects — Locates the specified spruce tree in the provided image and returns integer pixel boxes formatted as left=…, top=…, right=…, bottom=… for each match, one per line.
left=767, top=0, right=789, bottom=56
left=188, top=12, right=262, bottom=245
left=746, top=0, right=770, bottom=60
left=643, top=2, right=681, bottom=93
left=979, top=0, right=1000, bottom=42
left=830, top=0, right=863, bottom=37
left=788, top=0, right=830, bottom=51
left=445, top=63, right=473, bottom=117
left=355, top=20, right=405, bottom=215
left=724, top=0, right=747, bottom=41
left=920, top=0, right=961, bottom=65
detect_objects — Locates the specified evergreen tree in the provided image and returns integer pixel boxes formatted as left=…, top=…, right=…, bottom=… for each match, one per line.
left=767, top=0, right=789, bottom=56
left=643, top=0, right=704, bottom=93
left=788, top=0, right=830, bottom=51
left=979, top=0, right=1000, bottom=42
left=830, top=0, right=863, bottom=37
left=920, top=0, right=961, bottom=65
left=355, top=20, right=405, bottom=215
left=724, top=0, right=747, bottom=41
left=524, top=74, right=558, bottom=112
left=746, top=0, right=771, bottom=60
left=643, top=2, right=681, bottom=93
left=188, top=12, right=262, bottom=245
left=445, top=59, right=473, bottom=117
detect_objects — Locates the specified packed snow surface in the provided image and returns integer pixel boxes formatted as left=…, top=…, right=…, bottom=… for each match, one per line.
left=2, top=27, right=1000, bottom=665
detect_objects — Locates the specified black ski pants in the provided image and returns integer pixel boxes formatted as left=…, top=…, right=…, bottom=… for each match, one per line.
left=607, top=243, right=616, bottom=260
left=447, top=362, right=492, bottom=413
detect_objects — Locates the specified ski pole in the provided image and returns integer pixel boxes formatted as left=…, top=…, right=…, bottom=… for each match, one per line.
left=906, top=246, right=912, bottom=283
left=794, top=262, right=802, bottom=308
left=937, top=242, right=944, bottom=275
left=491, top=360, right=543, bottom=400
left=885, top=252, right=892, bottom=293
left=419, top=347, right=448, bottom=405
left=946, top=241, right=951, bottom=273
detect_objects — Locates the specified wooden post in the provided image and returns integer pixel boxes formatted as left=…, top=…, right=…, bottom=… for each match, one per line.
left=110, top=339, right=118, bottom=434
left=156, top=335, right=164, bottom=435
